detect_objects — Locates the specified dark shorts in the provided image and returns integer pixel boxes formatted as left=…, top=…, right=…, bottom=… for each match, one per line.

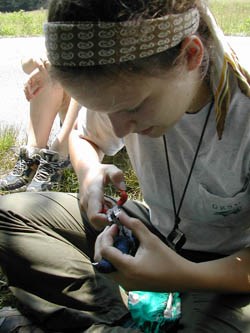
left=0, top=192, right=249, bottom=332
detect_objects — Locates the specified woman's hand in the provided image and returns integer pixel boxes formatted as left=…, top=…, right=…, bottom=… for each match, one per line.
left=69, top=129, right=126, bottom=230
left=23, top=59, right=50, bottom=101
left=95, top=211, right=250, bottom=293
left=78, top=162, right=126, bottom=230
left=94, top=211, right=195, bottom=291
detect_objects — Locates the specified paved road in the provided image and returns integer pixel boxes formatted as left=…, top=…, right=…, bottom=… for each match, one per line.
left=0, top=37, right=46, bottom=141
left=0, top=36, right=249, bottom=141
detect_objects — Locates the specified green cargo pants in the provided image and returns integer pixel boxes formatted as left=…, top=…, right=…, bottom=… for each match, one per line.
left=0, top=192, right=249, bottom=332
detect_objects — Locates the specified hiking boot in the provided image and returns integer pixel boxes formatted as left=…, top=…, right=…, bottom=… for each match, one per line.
left=0, top=147, right=40, bottom=192
left=0, top=306, right=45, bottom=333
left=26, top=149, right=70, bottom=192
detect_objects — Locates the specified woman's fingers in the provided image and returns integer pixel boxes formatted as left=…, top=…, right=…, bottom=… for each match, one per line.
left=80, top=163, right=125, bottom=209
left=94, top=224, right=118, bottom=261
left=104, top=164, right=126, bottom=191
left=23, top=63, right=49, bottom=101
left=116, top=211, right=151, bottom=244
left=94, top=213, right=147, bottom=267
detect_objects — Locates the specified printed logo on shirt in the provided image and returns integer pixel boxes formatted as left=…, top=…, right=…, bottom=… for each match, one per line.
left=212, top=202, right=242, bottom=217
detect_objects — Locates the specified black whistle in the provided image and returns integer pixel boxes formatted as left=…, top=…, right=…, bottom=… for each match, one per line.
left=167, top=228, right=186, bottom=252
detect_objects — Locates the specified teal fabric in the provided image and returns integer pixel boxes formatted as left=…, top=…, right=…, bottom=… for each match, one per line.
left=128, top=291, right=181, bottom=332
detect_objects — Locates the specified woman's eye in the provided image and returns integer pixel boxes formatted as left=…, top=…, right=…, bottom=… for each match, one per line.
left=127, top=106, right=140, bottom=113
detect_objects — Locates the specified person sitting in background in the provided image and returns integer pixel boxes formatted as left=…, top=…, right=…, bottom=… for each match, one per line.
left=0, top=57, right=80, bottom=192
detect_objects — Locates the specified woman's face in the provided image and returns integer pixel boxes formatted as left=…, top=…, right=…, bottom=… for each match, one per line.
left=65, top=65, right=201, bottom=138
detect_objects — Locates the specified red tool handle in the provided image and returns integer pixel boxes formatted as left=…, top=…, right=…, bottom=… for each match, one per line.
left=101, top=190, right=128, bottom=213
left=116, top=190, right=128, bottom=207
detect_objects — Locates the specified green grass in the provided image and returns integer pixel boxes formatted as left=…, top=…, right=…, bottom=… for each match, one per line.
left=0, top=127, right=141, bottom=199
left=0, top=1, right=249, bottom=37
left=0, top=10, right=46, bottom=37
left=103, top=149, right=143, bottom=201
left=52, top=149, right=142, bottom=200
left=210, top=0, right=250, bottom=36
left=0, top=126, right=18, bottom=153
left=0, top=126, right=19, bottom=177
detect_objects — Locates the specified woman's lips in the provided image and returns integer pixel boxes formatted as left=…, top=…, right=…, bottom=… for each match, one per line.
left=138, top=126, right=154, bottom=135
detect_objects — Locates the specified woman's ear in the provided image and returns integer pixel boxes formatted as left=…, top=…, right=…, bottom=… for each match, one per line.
left=181, top=35, right=204, bottom=71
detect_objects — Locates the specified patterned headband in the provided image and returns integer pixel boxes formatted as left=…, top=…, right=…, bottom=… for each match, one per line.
left=44, top=7, right=199, bottom=67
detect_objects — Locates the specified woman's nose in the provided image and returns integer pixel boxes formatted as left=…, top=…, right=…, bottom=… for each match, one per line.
left=108, top=113, right=136, bottom=138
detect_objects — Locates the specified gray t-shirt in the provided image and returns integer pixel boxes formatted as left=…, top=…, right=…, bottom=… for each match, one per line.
left=78, top=87, right=250, bottom=255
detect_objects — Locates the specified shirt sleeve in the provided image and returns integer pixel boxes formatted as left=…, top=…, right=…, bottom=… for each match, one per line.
left=77, top=107, right=124, bottom=156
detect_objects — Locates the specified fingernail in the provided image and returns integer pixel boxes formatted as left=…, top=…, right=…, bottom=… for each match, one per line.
left=118, top=181, right=126, bottom=191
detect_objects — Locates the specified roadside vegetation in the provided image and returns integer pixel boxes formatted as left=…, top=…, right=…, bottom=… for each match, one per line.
left=0, top=10, right=46, bottom=36
left=210, top=0, right=250, bottom=35
left=0, top=1, right=249, bottom=37
left=0, top=125, right=19, bottom=174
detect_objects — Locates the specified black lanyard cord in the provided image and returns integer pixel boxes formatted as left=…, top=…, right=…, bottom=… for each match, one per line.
left=163, top=100, right=214, bottom=230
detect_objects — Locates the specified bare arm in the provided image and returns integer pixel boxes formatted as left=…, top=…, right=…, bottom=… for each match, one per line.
left=69, top=122, right=125, bottom=229
left=50, top=98, right=82, bottom=157
left=194, top=247, right=250, bottom=292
